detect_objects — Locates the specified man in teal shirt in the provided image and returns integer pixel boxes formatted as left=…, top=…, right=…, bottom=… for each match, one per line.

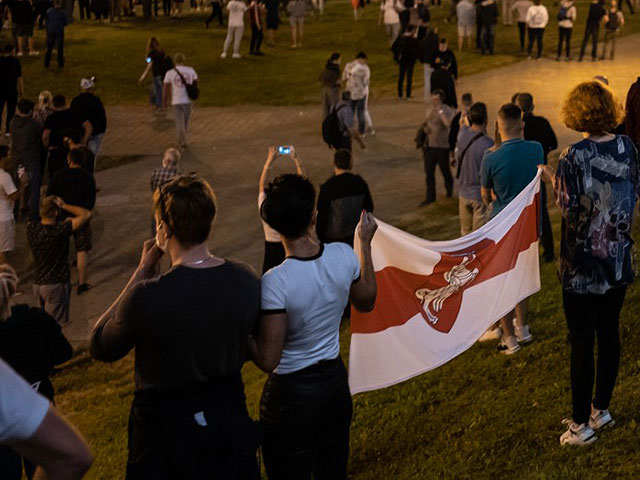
left=480, top=102, right=543, bottom=355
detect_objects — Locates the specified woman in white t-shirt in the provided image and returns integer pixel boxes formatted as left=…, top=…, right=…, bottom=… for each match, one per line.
left=379, top=0, right=400, bottom=45
left=221, top=0, right=249, bottom=58
left=525, top=0, right=549, bottom=59
left=248, top=174, right=377, bottom=479
left=258, top=145, right=304, bottom=273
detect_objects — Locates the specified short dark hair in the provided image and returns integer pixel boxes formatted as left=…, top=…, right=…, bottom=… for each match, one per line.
left=468, top=102, right=488, bottom=126
left=261, top=174, right=316, bottom=239
left=498, top=103, right=523, bottom=133
left=510, top=92, right=520, bottom=104
left=17, top=99, right=34, bottom=115
left=461, top=93, right=473, bottom=105
left=432, top=89, right=445, bottom=101
left=153, top=175, right=217, bottom=248
left=516, top=93, right=534, bottom=114
left=439, top=37, right=447, bottom=44
left=355, top=51, right=367, bottom=59
left=333, top=149, right=352, bottom=170
left=68, top=148, right=86, bottom=167
left=0, top=146, right=8, bottom=160
left=52, top=94, right=66, bottom=108
left=329, top=52, right=340, bottom=62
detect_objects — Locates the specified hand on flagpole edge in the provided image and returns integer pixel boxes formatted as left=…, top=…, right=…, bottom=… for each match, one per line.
left=538, top=164, right=556, bottom=189
left=357, top=210, right=378, bottom=245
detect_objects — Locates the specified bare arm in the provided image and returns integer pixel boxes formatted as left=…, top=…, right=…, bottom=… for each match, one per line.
left=481, top=186, right=493, bottom=207
left=349, top=211, right=378, bottom=312
left=538, top=164, right=556, bottom=190
left=259, top=146, right=278, bottom=194
left=138, top=62, right=152, bottom=83
left=11, top=406, right=93, bottom=480
left=247, top=312, right=287, bottom=373
left=42, top=129, right=51, bottom=150
left=81, top=120, right=92, bottom=146
left=52, top=197, right=91, bottom=231
left=349, top=126, right=366, bottom=149
left=290, top=146, right=305, bottom=175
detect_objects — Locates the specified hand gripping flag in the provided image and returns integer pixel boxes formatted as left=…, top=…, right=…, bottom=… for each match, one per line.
left=349, top=172, right=542, bottom=394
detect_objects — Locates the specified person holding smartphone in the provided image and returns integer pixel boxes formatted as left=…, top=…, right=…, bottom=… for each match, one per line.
left=138, top=37, right=167, bottom=113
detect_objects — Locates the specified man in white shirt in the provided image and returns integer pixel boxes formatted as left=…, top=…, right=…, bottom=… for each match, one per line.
left=0, top=358, right=93, bottom=479
left=162, top=53, right=198, bottom=149
left=342, top=52, right=372, bottom=136
left=0, top=146, right=25, bottom=264
left=221, top=0, right=248, bottom=58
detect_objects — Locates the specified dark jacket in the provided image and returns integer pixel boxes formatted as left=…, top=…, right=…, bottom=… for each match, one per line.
left=417, top=28, right=439, bottom=65
left=320, top=61, right=341, bottom=88
left=392, top=34, right=420, bottom=64
left=522, top=113, right=558, bottom=163
left=479, top=1, right=498, bottom=26
left=431, top=67, right=458, bottom=109
left=434, top=48, right=458, bottom=79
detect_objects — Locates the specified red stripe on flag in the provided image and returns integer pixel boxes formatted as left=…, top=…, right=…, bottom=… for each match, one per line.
left=351, top=193, right=540, bottom=334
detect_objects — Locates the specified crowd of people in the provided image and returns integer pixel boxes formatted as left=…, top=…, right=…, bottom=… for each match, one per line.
left=1, top=0, right=640, bottom=478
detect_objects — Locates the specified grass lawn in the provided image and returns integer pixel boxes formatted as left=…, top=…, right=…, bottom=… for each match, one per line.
left=52, top=152, right=640, bottom=479
left=2, top=0, right=639, bottom=106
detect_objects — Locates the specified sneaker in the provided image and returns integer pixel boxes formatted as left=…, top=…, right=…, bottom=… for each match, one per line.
left=560, top=419, right=597, bottom=446
left=220, top=52, right=227, bottom=58
left=232, top=53, right=241, bottom=59
left=28, top=50, right=40, bottom=56
left=77, top=283, right=93, bottom=295
left=514, top=324, right=533, bottom=344
left=478, top=326, right=502, bottom=342
left=589, top=408, right=615, bottom=430
left=497, top=335, right=520, bottom=354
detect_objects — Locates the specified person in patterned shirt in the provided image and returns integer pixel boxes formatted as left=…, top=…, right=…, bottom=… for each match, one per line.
left=540, top=80, right=640, bottom=446
left=150, top=147, right=180, bottom=235
left=27, top=196, right=91, bottom=325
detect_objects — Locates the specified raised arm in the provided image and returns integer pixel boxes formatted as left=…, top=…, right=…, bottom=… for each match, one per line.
left=289, top=146, right=305, bottom=176
left=349, top=211, right=378, bottom=312
left=52, top=197, right=91, bottom=231
left=259, top=146, right=278, bottom=195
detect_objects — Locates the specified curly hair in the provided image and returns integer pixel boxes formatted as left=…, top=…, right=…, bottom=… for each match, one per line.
left=561, top=81, right=624, bottom=133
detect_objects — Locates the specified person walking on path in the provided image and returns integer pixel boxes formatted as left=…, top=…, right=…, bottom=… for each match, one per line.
left=70, top=77, right=107, bottom=163
left=393, top=25, right=419, bottom=99
left=421, top=89, right=455, bottom=205
left=478, top=0, right=498, bottom=55
left=579, top=0, right=608, bottom=62
left=600, top=0, right=624, bottom=60
left=511, top=0, right=532, bottom=51
left=44, top=0, right=68, bottom=69
left=516, top=92, right=557, bottom=262
left=526, top=0, right=548, bottom=59
left=320, top=53, right=342, bottom=119
left=556, top=0, right=577, bottom=61
left=221, top=0, right=248, bottom=58
left=539, top=80, right=639, bottom=446
left=162, top=54, right=198, bottom=149
left=417, top=24, right=438, bottom=102
left=343, top=52, right=371, bottom=136
left=138, top=37, right=168, bottom=113
left=380, top=0, right=401, bottom=45
left=287, top=0, right=307, bottom=48
left=0, top=45, right=24, bottom=139
left=456, top=0, right=475, bottom=51
left=481, top=103, right=542, bottom=354
left=249, top=0, right=265, bottom=55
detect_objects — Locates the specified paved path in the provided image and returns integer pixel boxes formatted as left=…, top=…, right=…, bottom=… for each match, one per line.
left=11, top=34, right=640, bottom=345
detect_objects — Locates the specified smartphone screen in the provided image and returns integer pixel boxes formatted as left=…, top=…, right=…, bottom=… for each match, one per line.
left=278, top=146, right=291, bottom=155
left=146, top=57, right=152, bottom=64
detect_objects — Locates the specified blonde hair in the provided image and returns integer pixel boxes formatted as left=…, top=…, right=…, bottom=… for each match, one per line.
left=38, top=90, right=53, bottom=109
left=0, top=264, right=18, bottom=322
left=561, top=81, right=624, bottom=133
left=163, top=147, right=181, bottom=167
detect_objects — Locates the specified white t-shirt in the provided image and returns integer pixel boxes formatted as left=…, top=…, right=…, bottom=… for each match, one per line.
left=0, top=359, right=50, bottom=443
left=227, top=0, right=248, bottom=27
left=258, top=192, right=281, bottom=243
left=163, top=66, right=198, bottom=106
left=344, top=61, right=370, bottom=101
left=261, top=242, right=360, bottom=374
left=0, top=169, right=17, bottom=223
left=526, top=4, right=548, bottom=28
left=381, top=0, right=400, bottom=24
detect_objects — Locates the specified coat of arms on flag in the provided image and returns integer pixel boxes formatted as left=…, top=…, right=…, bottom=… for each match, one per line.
left=349, top=172, right=542, bottom=394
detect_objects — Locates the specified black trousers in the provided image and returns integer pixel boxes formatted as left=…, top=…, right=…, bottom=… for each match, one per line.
left=517, top=21, right=526, bottom=50
left=44, top=31, right=64, bottom=67
left=250, top=25, right=263, bottom=53
left=397, top=60, right=415, bottom=98
left=423, top=147, right=453, bottom=203
left=162, top=0, right=170, bottom=15
left=540, top=182, right=554, bottom=261
left=0, top=92, right=17, bottom=132
left=563, top=287, right=627, bottom=425
left=480, top=23, right=494, bottom=54
left=579, top=24, right=599, bottom=60
left=205, top=1, right=224, bottom=25
left=527, top=27, right=544, bottom=58
left=46, top=148, right=68, bottom=179
left=476, top=15, right=483, bottom=48
left=126, top=378, right=259, bottom=480
left=79, top=0, right=90, bottom=18
left=260, top=357, right=352, bottom=480
left=619, top=0, right=634, bottom=13
left=557, top=26, right=572, bottom=58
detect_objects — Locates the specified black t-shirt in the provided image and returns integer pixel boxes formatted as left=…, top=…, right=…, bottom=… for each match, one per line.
left=91, top=262, right=261, bottom=391
left=27, top=221, right=72, bottom=284
left=586, top=2, right=606, bottom=27
left=149, top=49, right=166, bottom=78
left=70, top=92, right=107, bottom=135
left=47, top=167, right=96, bottom=213
left=44, top=109, right=80, bottom=149
left=435, top=49, right=458, bottom=80
left=0, top=304, right=72, bottom=400
left=523, top=113, right=558, bottom=163
left=0, top=56, right=22, bottom=93
left=10, top=0, right=35, bottom=24
left=316, top=172, right=374, bottom=246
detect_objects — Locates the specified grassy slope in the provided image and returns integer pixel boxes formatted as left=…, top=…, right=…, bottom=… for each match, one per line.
left=54, top=153, right=640, bottom=479
left=2, top=0, right=639, bottom=107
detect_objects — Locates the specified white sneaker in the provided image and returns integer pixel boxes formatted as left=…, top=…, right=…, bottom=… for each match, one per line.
left=220, top=52, right=227, bottom=58
left=514, top=324, right=533, bottom=343
left=478, top=327, right=502, bottom=342
left=589, top=408, right=615, bottom=430
left=497, top=335, right=520, bottom=354
left=560, top=419, right=597, bottom=446
left=232, top=53, right=241, bottom=59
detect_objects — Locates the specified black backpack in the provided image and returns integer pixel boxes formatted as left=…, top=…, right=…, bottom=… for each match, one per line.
left=606, top=9, right=619, bottom=30
left=322, top=104, right=348, bottom=147
left=174, top=67, right=200, bottom=101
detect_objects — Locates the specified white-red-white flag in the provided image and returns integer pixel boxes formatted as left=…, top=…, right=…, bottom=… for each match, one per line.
left=349, top=172, right=542, bottom=394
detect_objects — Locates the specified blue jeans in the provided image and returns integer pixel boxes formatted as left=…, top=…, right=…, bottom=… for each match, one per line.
left=151, top=75, right=163, bottom=108
left=87, top=133, right=104, bottom=163
left=351, top=98, right=366, bottom=135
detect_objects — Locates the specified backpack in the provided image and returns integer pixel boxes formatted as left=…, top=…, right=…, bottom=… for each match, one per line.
left=174, top=67, right=200, bottom=101
left=606, top=9, right=619, bottom=30
left=322, top=104, right=348, bottom=147
left=557, top=5, right=569, bottom=21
